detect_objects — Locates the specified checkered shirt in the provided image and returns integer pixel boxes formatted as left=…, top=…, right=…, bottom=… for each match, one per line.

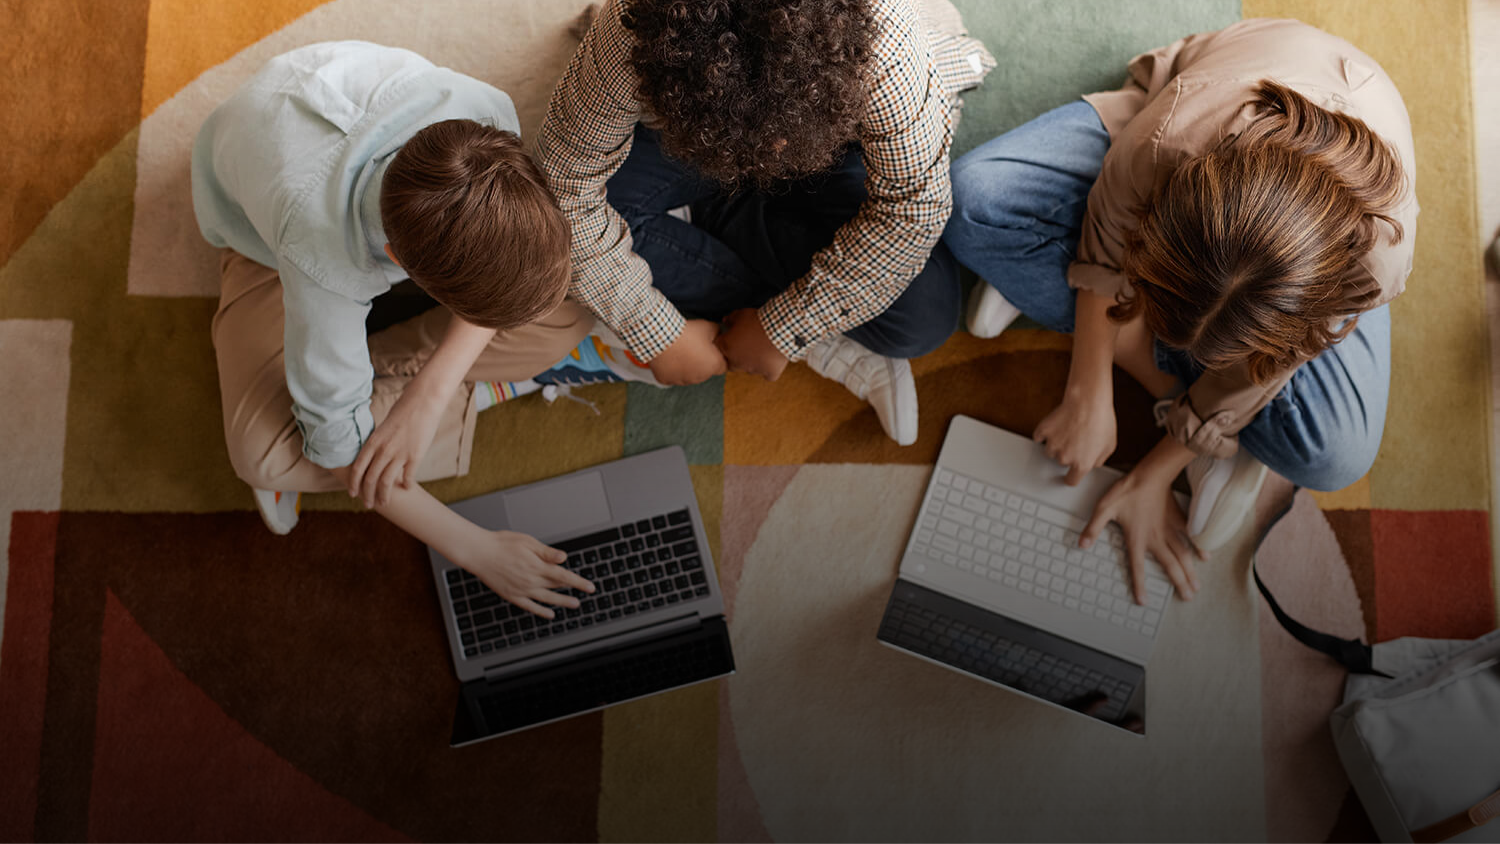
left=536, top=0, right=988, bottom=362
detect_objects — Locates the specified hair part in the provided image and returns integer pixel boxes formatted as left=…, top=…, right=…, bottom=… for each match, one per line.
left=622, top=0, right=876, bottom=188
left=1112, top=80, right=1408, bottom=384
left=380, top=119, right=572, bottom=330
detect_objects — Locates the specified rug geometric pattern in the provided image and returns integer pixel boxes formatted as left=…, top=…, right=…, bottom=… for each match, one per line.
left=1, top=0, right=1493, bottom=840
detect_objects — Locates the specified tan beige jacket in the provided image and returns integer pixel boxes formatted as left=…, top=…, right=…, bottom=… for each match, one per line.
left=1072, top=18, right=1418, bottom=458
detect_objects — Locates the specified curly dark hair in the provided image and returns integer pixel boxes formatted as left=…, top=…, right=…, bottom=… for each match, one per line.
left=621, top=0, right=876, bottom=188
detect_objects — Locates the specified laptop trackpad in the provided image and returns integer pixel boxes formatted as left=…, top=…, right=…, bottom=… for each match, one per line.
left=504, top=471, right=611, bottom=540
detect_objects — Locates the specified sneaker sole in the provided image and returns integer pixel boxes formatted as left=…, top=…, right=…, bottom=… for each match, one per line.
left=1191, top=456, right=1268, bottom=552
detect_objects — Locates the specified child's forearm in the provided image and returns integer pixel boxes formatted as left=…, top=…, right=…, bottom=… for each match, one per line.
left=1066, top=288, right=1121, bottom=402
left=329, top=464, right=483, bottom=563
left=407, top=315, right=497, bottom=404
left=1133, top=433, right=1198, bottom=486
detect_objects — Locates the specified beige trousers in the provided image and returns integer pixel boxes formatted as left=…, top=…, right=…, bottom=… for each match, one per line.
left=211, top=249, right=593, bottom=492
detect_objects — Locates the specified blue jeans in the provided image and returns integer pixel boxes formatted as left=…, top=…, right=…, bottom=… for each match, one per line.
left=942, top=101, right=1390, bottom=491
left=606, top=127, right=961, bottom=359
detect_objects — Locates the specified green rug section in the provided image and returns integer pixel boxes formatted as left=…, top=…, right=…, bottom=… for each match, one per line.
left=948, top=0, right=1243, bottom=157
left=623, top=377, right=725, bottom=465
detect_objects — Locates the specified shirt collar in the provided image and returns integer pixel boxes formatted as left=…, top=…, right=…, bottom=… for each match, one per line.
left=356, top=156, right=405, bottom=282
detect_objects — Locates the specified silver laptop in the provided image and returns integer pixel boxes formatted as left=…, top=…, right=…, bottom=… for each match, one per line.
left=877, top=415, right=1183, bottom=734
left=427, top=445, right=734, bottom=746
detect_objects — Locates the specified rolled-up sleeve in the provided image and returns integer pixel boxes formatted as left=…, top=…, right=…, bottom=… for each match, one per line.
left=280, top=266, right=375, bottom=469
left=757, top=5, right=953, bottom=361
left=535, top=0, right=685, bottom=362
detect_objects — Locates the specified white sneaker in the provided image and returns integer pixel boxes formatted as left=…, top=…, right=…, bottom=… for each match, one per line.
left=805, top=335, right=918, bottom=446
left=252, top=488, right=300, bottom=535
left=1184, top=449, right=1268, bottom=552
left=966, top=283, right=1022, bottom=339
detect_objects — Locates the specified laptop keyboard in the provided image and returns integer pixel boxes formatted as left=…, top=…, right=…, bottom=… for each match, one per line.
left=879, top=590, right=1133, bottom=721
left=910, top=469, right=1170, bottom=637
left=443, top=508, right=711, bottom=659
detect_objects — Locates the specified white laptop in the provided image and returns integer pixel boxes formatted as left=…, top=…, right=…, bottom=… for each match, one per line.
left=877, top=415, right=1184, bottom=734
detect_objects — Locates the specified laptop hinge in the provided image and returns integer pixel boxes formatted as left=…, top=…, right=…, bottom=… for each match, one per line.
left=481, top=612, right=702, bottom=680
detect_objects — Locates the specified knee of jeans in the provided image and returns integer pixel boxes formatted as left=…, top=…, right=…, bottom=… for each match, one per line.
left=1290, top=427, right=1383, bottom=492
left=947, top=168, right=1037, bottom=256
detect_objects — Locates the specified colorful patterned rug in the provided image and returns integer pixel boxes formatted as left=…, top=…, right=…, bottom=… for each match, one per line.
left=1, top=0, right=1494, bottom=841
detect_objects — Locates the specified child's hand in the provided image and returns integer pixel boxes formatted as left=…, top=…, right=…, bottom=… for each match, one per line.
left=1079, top=467, right=1202, bottom=604
left=648, top=319, right=728, bottom=385
left=715, top=309, right=789, bottom=380
left=458, top=531, right=596, bottom=619
left=348, top=388, right=445, bottom=507
left=1034, top=392, right=1117, bottom=485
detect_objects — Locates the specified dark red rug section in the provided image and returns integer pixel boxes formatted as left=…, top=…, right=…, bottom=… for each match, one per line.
left=33, top=510, right=604, bottom=843
left=1370, top=509, right=1495, bottom=640
left=0, top=511, right=59, bottom=844
left=90, top=589, right=411, bottom=843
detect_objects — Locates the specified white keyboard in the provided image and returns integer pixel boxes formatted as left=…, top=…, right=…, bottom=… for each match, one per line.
left=908, top=468, right=1171, bottom=637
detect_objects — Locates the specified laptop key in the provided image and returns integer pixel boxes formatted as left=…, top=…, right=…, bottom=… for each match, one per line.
left=461, top=632, right=477, bottom=646
left=464, top=646, right=478, bottom=657
left=630, top=538, right=646, bottom=552
left=694, top=586, right=710, bottom=597
left=675, top=575, right=691, bottom=591
left=628, top=587, right=644, bottom=602
left=477, top=626, right=503, bottom=641
left=648, top=566, right=665, bottom=580
left=636, top=519, right=652, bottom=534
left=652, top=515, right=668, bottom=530
left=448, top=584, right=465, bottom=599
left=645, top=534, right=661, bottom=549
left=473, top=610, right=494, bottom=626
left=680, top=556, right=702, bottom=571
left=621, top=523, right=637, bottom=538
left=667, top=509, right=690, bottom=525
left=661, top=526, right=694, bottom=544
left=657, top=546, right=673, bottom=561
left=626, top=555, right=642, bottom=570
left=666, top=561, right=680, bottom=576
left=457, top=616, right=474, bottom=631
left=614, top=542, right=630, bottom=556
left=690, top=571, right=706, bottom=585
left=641, top=550, right=657, bottom=565
left=452, top=600, right=468, bottom=614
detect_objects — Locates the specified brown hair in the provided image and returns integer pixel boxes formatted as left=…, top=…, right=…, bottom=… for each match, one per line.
left=380, top=119, right=571, bottom=330
left=1113, top=80, right=1407, bottom=384
left=621, top=0, right=875, bottom=188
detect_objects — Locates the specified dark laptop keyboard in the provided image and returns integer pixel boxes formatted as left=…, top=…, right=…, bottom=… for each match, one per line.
left=878, top=592, right=1133, bottom=721
left=443, top=508, right=711, bottom=659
